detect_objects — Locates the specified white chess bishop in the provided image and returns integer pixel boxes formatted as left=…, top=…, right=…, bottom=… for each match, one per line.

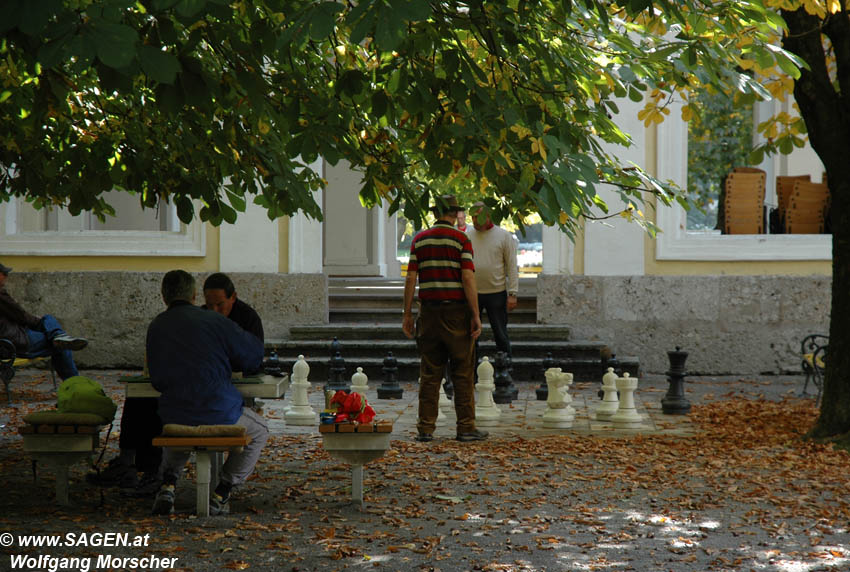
left=474, top=356, right=501, bottom=426
left=595, top=367, right=620, bottom=421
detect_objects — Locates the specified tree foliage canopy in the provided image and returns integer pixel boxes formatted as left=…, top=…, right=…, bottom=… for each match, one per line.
left=0, top=0, right=802, bottom=234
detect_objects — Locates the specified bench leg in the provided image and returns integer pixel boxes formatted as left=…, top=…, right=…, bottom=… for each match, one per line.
left=196, top=452, right=212, bottom=517
left=211, top=451, right=223, bottom=491
left=352, top=464, right=364, bottom=505
left=53, top=462, right=71, bottom=506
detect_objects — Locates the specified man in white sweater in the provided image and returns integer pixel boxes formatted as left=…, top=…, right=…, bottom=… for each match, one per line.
left=466, top=203, right=519, bottom=360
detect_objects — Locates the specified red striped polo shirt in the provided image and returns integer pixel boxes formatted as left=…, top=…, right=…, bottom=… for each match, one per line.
left=408, top=221, right=475, bottom=302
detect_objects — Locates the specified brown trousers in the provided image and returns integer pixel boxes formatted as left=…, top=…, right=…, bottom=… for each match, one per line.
left=415, top=302, right=476, bottom=435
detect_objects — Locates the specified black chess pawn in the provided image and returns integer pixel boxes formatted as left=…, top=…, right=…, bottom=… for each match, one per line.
left=377, top=351, right=403, bottom=399
left=492, top=351, right=514, bottom=404
left=537, top=352, right=555, bottom=400
left=326, top=338, right=349, bottom=391
left=263, top=350, right=283, bottom=377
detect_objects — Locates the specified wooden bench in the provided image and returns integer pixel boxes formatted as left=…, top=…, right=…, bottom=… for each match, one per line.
left=800, top=334, right=828, bottom=403
left=152, top=425, right=249, bottom=517
left=1, top=338, right=56, bottom=403
left=19, top=412, right=108, bottom=506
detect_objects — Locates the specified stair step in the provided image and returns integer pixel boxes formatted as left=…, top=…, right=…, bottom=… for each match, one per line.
left=328, top=307, right=538, bottom=324
left=272, top=339, right=609, bottom=362
left=281, top=323, right=571, bottom=341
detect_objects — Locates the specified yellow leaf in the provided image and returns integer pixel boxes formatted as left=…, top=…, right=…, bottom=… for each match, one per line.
left=681, top=105, right=693, bottom=122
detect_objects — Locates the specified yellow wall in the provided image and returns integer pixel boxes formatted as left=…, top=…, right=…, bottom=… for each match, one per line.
left=1, top=224, right=221, bottom=272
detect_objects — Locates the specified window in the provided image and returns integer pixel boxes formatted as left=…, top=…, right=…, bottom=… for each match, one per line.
left=0, top=192, right=204, bottom=257
left=655, top=98, right=830, bottom=261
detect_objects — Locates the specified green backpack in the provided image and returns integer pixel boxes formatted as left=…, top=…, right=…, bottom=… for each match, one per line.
left=56, top=376, right=117, bottom=422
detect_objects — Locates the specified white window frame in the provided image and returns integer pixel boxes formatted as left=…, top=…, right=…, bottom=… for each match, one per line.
left=0, top=199, right=205, bottom=257
left=655, top=99, right=830, bottom=261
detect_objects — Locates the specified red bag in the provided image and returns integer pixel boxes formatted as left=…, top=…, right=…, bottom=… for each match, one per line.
left=355, top=404, right=375, bottom=424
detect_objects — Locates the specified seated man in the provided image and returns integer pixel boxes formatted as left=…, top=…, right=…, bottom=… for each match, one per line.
left=202, top=272, right=264, bottom=343
left=0, top=262, right=88, bottom=379
left=89, top=272, right=266, bottom=498
left=150, top=270, right=268, bottom=516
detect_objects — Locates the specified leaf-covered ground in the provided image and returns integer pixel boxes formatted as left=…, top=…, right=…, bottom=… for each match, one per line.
left=1, top=371, right=848, bottom=571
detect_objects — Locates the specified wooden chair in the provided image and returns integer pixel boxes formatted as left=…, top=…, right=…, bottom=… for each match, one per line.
left=722, top=170, right=766, bottom=234
left=775, top=175, right=811, bottom=232
left=786, top=180, right=829, bottom=234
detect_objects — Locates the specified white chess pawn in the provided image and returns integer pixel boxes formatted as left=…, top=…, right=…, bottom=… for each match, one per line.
left=285, top=355, right=317, bottom=426
left=595, top=367, right=620, bottom=421
left=542, top=367, right=575, bottom=428
left=439, top=378, right=453, bottom=410
left=474, top=357, right=501, bottom=426
left=350, top=366, right=369, bottom=394
left=611, top=372, right=642, bottom=427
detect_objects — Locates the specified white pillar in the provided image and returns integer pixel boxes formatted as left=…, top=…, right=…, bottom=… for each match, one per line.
left=542, top=225, right=573, bottom=274
left=288, top=158, right=324, bottom=274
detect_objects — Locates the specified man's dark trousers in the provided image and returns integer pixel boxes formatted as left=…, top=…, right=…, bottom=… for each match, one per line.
left=477, top=290, right=511, bottom=358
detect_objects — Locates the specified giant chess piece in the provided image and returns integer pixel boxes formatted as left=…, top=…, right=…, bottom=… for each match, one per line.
left=263, top=349, right=283, bottom=377
left=474, top=356, right=501, bottom=426
left=377, top=351, right=403, bottom=399
left=661, top=346, right=692, bottom=415
left=492, top=351, right=515, bottom=404
left=285, top=355, right=316, bottom=426
left=610, top=372, right=642, bottom=428
left=326, top=337, right=349, bottom=392
left=595, top=367, right=620, bottom=421
left=350, top=366, right=369, bottom=394
left=542, top=367, right=575, bottom=428
left=536, top=352, right=555, bottom=400
left=439, top=378, right=453, bottom=410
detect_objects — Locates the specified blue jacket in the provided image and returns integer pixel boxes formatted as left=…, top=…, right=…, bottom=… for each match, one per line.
left=147, top=301, right=264, bottom=425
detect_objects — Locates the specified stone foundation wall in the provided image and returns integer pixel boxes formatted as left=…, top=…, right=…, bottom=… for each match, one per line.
left=536, top=274, right=831, bottom=375
left=4, top=272, right=328, bottom=368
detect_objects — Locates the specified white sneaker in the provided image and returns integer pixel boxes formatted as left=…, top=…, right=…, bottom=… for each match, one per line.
left=52, top=335, right=88, bottom=351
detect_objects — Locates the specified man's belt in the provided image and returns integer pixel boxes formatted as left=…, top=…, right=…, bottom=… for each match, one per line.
left=419, top=300, right=465, bottom=307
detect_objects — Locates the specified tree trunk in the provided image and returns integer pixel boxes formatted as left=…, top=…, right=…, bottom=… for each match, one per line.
left=782, top=8, right=850, bottom=439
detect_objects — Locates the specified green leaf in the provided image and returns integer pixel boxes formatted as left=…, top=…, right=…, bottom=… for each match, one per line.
left=176, top=0, right=207, bottom=18
left=138, top=45, right=181, bottom=84
left=175, top=196, right=194, bottom=223
left=309, top=2, right=344, bottom=41
left=88, top=18, right=137, bottom=69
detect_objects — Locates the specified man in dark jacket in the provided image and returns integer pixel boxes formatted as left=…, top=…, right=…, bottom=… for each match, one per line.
left=150, top=270, right=268, bottom=516
left=89, top=272, right=266, bottom=500
left=0, top=262, right=87, bottom=379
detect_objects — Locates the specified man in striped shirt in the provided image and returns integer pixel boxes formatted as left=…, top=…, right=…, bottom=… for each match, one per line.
left=403, top=195, right=488, bottom=443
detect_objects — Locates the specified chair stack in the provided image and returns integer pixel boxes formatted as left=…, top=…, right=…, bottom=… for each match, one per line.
left=775, top=175, right=811, bottom=233
left=722, top=168, right=766, bottom=234
left=786, top=180, right=829, bottom=234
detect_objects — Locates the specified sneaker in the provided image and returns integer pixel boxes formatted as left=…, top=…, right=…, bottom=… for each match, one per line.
left=86, top=459, right=136, bottom=487
left=52, top=335, right=88, bottom=351
left=121, top=472, right=161, bottom=498
left=151, top=485, right=175, bottom=515
left=210, top=492, right=230, bottom=515
left=456, top=429, right=488, bottom=442
left=415, top=433, right=434, bottom=442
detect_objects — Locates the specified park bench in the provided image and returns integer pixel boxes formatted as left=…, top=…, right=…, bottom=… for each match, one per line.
left=152, top=424, right=250, bottom=517
left=18, top=411, right=109, bottom=506
left=800, top=333, right=828, bottom=403
left=0, top=338, right=56, bottom=403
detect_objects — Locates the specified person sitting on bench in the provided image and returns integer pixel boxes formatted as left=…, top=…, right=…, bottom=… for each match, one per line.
left=88, top=272, right=265, bottom=498
left=0, top=262, right=88, bottom=379
left=150, top=270, right=268, bottom=516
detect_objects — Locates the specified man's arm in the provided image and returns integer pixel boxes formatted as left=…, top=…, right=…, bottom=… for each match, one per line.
left=0, top=289, right=41, bottom=328
left=461, top=268, right=482, bottom=339
left=504, top=233, right=519, bottom=312
left=402, top=270, right=417, bottom=339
